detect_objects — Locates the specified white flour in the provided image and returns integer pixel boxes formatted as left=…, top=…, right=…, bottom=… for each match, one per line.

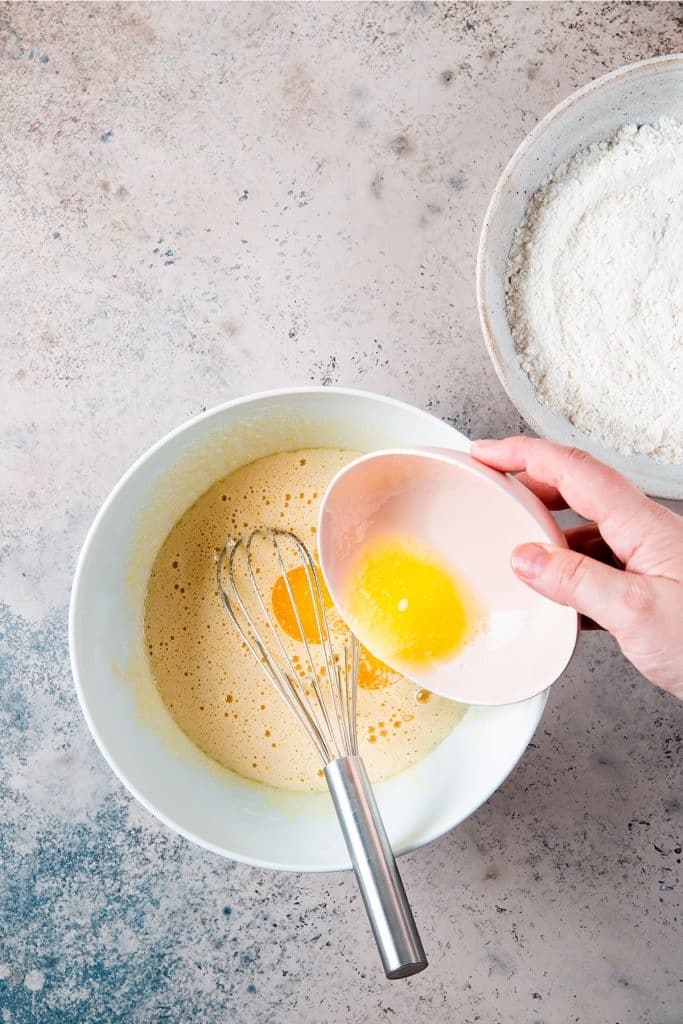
left=506, top=118, right=683, bottom=464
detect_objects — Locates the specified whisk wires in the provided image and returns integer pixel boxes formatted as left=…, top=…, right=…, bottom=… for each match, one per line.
left=216, top=528, right=359, bottom=765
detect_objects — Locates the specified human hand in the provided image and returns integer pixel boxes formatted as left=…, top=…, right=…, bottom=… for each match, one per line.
left=471, top=437, right=683, bottom=700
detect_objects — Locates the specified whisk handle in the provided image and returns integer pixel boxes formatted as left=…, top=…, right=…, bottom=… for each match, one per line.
left=325, top=755, right=428, bottom=979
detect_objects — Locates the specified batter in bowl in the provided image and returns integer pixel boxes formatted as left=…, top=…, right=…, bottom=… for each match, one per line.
left=144, top=449, right=465, bottom=792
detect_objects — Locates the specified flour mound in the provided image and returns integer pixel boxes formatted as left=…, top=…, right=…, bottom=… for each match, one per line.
left=506, top=118, right=683, bottom=465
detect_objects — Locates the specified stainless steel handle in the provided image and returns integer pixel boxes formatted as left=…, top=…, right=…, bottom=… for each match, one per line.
left=325, top=755, right=428, bottom=979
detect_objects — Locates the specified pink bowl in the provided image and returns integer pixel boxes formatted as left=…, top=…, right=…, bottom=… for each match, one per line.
left=318, top=448, right=578, bottom=706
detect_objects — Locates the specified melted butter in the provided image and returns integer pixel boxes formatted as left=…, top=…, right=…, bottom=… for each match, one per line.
left=269, top=563, right=401, bottom=691
left=347, top=536, right=480, bottom=667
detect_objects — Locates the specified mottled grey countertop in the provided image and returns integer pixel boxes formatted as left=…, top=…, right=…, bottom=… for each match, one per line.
left=2, top=3, right=682, bottom=1022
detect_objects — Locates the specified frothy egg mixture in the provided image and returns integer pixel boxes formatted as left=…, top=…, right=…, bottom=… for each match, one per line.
left=145, top=449, right=465, bottom=793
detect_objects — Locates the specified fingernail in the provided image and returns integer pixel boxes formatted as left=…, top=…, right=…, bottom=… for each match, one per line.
left=511, top=543, right=553, bottom=579
left=471, top=439, right=495, bottom=453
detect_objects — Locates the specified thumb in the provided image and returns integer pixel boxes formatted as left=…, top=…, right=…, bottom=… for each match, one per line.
left=511, top=542, right=643, bottom=636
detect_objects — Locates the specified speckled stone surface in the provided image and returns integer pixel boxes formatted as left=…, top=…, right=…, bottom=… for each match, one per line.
left=2, top=3, right=682, bottom=1022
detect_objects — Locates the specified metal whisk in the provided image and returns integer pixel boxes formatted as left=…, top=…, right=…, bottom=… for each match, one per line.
left=216, top=527, right=427, bottom=979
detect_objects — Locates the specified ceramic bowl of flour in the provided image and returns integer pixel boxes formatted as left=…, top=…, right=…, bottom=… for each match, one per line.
left=477, top=54, right=683, bottom=500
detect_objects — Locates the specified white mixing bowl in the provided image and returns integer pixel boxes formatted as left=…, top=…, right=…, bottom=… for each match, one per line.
left=69, top=388, right=547, bottom=871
